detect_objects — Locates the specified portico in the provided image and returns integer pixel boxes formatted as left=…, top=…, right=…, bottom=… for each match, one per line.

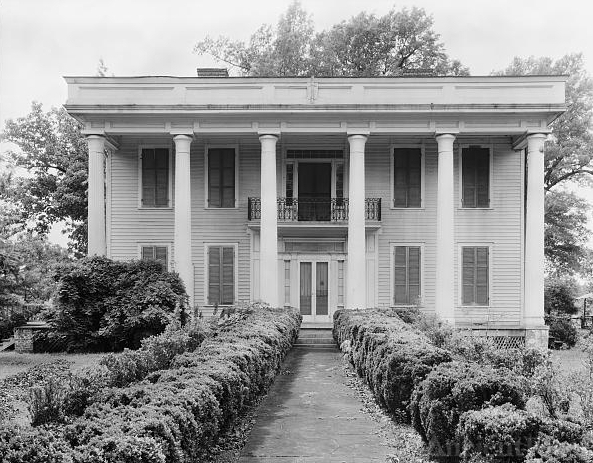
left=70, top=74, right=565, bottom=347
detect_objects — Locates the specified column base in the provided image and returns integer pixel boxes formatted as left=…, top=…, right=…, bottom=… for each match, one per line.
left=524, top=326, right=549, bottom=350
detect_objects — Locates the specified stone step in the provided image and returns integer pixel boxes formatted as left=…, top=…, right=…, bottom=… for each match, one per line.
left=293, top=343, right=337, bottom=350
left=296, top=337, right=335, bottom=345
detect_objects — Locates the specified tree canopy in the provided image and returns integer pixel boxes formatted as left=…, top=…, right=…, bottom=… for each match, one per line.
left=1, top=102, right=88, bottom=255
left=495, top=53, right=593, bottom=191
left=194, top=2, right=468, bottom=77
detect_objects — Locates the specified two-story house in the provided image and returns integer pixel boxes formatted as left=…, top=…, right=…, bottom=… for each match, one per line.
left=64, top=71, right=566, bottom=348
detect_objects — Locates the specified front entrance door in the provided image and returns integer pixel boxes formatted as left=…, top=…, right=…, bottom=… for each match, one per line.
left=299, top=260, right=329, bottom=322
left=298, top=163, right=331, bottom=221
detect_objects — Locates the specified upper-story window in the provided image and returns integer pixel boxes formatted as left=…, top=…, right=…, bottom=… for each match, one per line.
left=393, top=147, right=422, bottom=208
left=208, top=148, right=236, bottom=208
left=141, top=148, right=170, bottom=207
left=462, top=146, right=490, bottom=208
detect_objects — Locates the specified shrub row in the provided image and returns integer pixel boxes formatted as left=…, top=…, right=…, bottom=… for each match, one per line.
left=333, top=308, right=452, bottom=419
left=334, top=308, right=591, bottom=462
left=1, top=306, right=301, bottom=463
left=28, top=320, right=211, bottom=425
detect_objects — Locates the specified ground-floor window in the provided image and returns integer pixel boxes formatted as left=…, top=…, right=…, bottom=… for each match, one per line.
left=140, top=244, right=169, bottom=269
left=392, top=245, right=421, bottom=305
left=207, top=245, right=235, bottom=305
left=461, top=246, right=489, bottom=305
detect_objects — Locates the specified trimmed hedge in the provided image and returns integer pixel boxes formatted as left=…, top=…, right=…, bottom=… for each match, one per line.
left=0, top=306, right=301, bottom=463
left=410, top=361, right=528, bottom=460
left=333, top=308, right=452, bottom=419
left=525, top=436, right=593, bottom=463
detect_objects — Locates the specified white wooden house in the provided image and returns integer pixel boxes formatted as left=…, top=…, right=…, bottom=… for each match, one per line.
left=64, top=72, right=566, bottom=348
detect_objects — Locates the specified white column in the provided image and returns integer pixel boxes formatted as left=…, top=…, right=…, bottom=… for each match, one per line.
left=173, top=134, right=194, bottom=305
left=435, top=133, right=456, bottom=324
left=346, top=134, right=368, bottom=310
left=87, top=135, right=106, bottom=256
left=524, top=133, right=547, bottom=327
left=259, top=134, right=279, bottom=307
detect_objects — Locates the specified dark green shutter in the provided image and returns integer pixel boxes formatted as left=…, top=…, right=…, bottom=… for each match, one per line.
left=208, top=246, right=234, bottom=305
left=462, top=146, right=489, bottom=208
left=462, top=246, right=489, bottom=305
left=394, top=246, right=421, bottom=305
left=393, top=148, right=421, bottom=207
left=208, top=246, right=221, bottom=304
left=208, top=149, right=235, bottom=207
left=141, top=148, right=169, bottom=207
left=222, top=247, right=234, bottom=304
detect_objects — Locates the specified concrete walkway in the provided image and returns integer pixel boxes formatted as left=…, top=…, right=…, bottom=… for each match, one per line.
left=239, top=348, right=393, bottom=462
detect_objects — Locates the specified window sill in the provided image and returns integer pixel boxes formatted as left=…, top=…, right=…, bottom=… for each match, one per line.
left=457, top=207, right=494, bottom=211
left=137, top=206, right=173, bottom=210
left=204, top=206, right=239, bottom=210
left=460, top=305, right=490, bottom=308
left=390, top=207, right=425, bottom=211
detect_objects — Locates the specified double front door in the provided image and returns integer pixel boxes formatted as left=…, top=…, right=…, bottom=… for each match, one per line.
left=299, top=259, right=329, bottom=322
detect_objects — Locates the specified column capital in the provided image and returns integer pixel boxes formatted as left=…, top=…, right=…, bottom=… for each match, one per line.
left=513, top=131, right=550, bottom=150
left=434, top=132, right=457, bottom=141
left=347, top=132, right=369, bottom=139
left=258, top=132, right=280, bottom=140
left=172, top=133, right=194, bottom=141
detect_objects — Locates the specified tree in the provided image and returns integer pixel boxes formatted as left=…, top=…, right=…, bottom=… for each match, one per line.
left=495, top=54, right=593, bottom=191
left=1, top=102, right=88, bottom=255
left=194, top=2, right=468, bottom=77
left=545, top=190, right=591, bottom=275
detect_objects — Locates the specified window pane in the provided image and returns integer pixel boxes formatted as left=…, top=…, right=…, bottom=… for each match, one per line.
left=141, top=246, right=155, bottom=260
left=155, top=246, right=168, bottom=267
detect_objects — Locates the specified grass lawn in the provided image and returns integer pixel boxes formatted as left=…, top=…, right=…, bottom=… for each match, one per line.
left=0, top=352, right=103, bottom=381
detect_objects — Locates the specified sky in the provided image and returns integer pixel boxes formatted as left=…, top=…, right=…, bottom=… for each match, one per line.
left=1, top=0, right=593, bottom=244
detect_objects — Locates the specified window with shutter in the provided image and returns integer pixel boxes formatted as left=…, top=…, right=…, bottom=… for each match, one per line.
left=208, top=148, right=236, bottom=208
left=393, top=148, right=422, bottom=208
left=393, top=246, right=421, bottom=305
left=140, top=245, right=168, bottom=269
left=462, top=146, right=490, bottom=208
left=208, top=246, right=235, bottom=305
left=141, top=148, right=169, bottom=207
left=462, top=246, right=489, bottom=305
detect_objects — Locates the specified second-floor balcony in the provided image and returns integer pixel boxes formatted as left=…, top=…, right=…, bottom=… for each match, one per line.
left=248, top=197, right=381, bottom=222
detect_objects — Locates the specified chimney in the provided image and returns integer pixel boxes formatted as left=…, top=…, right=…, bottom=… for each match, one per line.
left=196, top=68, right=229, bottom=77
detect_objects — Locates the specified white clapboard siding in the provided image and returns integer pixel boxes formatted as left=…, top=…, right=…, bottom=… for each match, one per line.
left=109, top=137, right=175, bottom=264
left=109, top=134, right=523, bottom=325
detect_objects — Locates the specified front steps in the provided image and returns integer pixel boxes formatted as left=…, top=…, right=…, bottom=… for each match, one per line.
left=294, top=328, right=337, bottom=349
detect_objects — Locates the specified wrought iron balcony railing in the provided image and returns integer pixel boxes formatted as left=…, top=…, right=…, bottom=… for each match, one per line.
left=247, top=197, right=381, bottom=222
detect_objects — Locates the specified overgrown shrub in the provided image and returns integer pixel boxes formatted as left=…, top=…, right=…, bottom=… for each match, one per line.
left=410, top=361, right=528, bottom=460
left=525, top=436, right=593, bottom=463
left=547, top=317, right=578, bottom=348
left=43, top=256, right=189, bottom=352
left=530, top=361, right=571, bottom=419
left=59, top=319, right=210, bottom=418
left=459, top=404, right=542, bottom=462
left=28, top=378, right=66, bottom=426
left=0, top=426, right=73, bottom=463
left=0, top=306, right=301, bottom=462
left=333, top=308, right=452, bottom=420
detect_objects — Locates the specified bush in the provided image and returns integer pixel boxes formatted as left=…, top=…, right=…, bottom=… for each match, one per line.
left=333, top=308, right=452, bottom=420
left=1, top=306, right=301, bottom=463
left=0, top=426, right=73, bottom=463
left=44, top=256, right=189, bottom=352
left=410, top=361, right=528, bottom=460
left=458, top=404, right=544, bottom=462
left=547, top=317, right=578, bottom=348
left=545, top=278, right=578, bottom=316
left=60, top=319, right=211, bottom=417
left=28, top=378, right=66, bottom=426
left=525, top=436, right=593, bottom=463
